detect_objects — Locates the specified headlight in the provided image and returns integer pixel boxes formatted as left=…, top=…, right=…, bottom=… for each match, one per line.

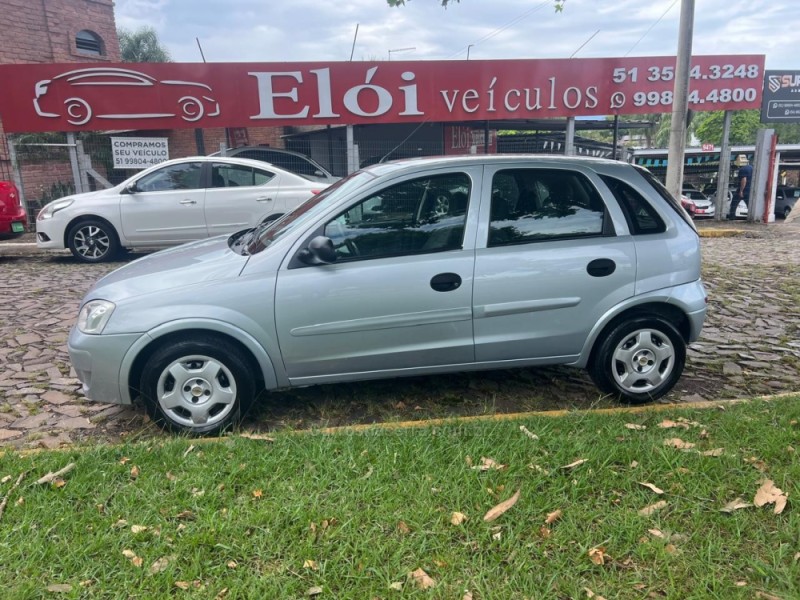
left=37, top=198, right=74, bottom=221
left=77, top=300, right=116, bottom=334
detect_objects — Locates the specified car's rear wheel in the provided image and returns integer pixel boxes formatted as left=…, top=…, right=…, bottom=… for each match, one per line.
left=784, top=206, right=792, bottom=219
left=139, top=336, right=255, bottom=435
left=67, top=219, right=120, bottom=263
left=589, top=316, right=686, bottom=404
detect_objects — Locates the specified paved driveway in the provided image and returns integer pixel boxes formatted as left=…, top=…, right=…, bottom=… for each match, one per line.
left=1, top=221, right=799, bottom=449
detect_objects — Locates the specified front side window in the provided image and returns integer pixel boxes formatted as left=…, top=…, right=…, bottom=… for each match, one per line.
left=211, top=163, right=274, bottom=188
left=323, top=173, right=471, bottom=261
left=488, top=169, right=606, bottom=246
left=136, top=162, right=203, bottom=192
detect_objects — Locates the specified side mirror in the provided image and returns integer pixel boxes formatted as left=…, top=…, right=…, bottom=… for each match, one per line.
left=124, top=182, right=140, bottom=194
left=314, top=170, right=325, bottom=177
left=298, top=235, right=337, bottom=265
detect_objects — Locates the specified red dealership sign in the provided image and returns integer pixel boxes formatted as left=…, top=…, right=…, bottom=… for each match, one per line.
left=0, top=55, right=764, bottom=133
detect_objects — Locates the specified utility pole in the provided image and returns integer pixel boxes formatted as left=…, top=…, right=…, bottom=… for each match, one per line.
left=665, top=0, right=695, bottom=200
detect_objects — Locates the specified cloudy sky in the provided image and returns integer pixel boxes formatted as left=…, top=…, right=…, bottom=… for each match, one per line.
left=113, top=0, right=798, bottom=69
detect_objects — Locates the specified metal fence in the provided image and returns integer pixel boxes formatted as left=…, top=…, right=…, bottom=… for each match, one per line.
left=6, top=126, right=619, bottom=225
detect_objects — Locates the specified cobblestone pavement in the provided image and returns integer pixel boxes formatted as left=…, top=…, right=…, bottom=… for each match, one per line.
left=1, top=220, right=798, bottom=449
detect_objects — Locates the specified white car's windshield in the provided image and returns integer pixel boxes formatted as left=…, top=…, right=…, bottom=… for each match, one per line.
left=246, top=171, right=377, bottom=254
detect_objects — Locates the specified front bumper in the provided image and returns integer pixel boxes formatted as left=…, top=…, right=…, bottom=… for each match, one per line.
left=68, top=326, right=143, bottom=405
left=36, top=217, right=67, bottom=249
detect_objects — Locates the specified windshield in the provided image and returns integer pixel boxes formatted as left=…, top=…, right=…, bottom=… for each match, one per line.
left=246, top=170, right=377, bottom=254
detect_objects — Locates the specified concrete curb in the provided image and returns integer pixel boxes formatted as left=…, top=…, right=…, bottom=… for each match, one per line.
left=4, top=392, right=797, bottom=457
left=697, top=228, right=746, bottom=238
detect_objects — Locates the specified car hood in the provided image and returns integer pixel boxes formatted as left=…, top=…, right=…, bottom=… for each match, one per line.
left=86, top=236, right=249, bottom=302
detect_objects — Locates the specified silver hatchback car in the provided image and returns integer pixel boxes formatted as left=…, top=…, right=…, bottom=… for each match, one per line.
left=69, top=155, right=707, bottom=434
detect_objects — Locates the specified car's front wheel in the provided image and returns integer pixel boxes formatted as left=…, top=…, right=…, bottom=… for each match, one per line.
left=67, top=219, right=120, bottom=263
left=139, top=336, right=255, bottom=435
left=589, top=316, right=686, bottom=404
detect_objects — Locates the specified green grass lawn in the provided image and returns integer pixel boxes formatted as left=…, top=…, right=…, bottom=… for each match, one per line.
left=0, top=396, right=798, bottom=599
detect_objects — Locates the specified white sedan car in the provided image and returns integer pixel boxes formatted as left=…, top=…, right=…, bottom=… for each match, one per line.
left=36, top=156, right=327, bottom=263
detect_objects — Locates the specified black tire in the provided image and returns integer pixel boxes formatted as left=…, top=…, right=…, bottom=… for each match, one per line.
left=784, top=206, right=791, bottom=219
left=67, top=219, right=120, bottom=263
left=139, top=336, right=255, bottom=435
left=589, top=316, right=686, bottom=404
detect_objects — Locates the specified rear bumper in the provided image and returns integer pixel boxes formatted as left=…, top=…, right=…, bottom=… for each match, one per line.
left=0, top=207, right=28, bottom=238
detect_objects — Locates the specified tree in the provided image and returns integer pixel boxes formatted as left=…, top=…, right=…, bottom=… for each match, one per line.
left=118, top=26, right=171, bottom=63
left=693, top=110, right=761, bottom=146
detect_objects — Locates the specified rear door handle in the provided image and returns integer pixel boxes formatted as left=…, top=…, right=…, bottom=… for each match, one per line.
left=256, top=196, right=272, bottom=202
left=179, top=199, right=197, bottom=205
left=430, top=272, right=462, bottom=292
left=587, top=258, right=616, bottom=277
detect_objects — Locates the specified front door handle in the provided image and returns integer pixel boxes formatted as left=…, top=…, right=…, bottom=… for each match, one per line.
left=587, top=258, right=616, bottom=277
left=430, top=272, right=462, bottom=292
left=256, top=196, right=272, bottom=202
left=179, top=199, right=197, bottom=205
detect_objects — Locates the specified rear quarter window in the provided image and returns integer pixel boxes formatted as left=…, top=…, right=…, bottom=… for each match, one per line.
left=599, top=175, right=665, bottom=235
left=633, top=166, right=697, bottom=232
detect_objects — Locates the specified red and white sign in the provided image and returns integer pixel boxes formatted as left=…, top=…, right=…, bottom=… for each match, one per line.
left=701, top=143, right=715, bottom=151
left=0, top=55, right=765, bottom=133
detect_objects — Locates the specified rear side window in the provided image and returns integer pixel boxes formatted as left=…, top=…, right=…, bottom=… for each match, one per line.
left=488, top=168, right=607, bottom=247
left=600, top=175, right=665, bottom=235
left=634, top=166, right=696, bottom=231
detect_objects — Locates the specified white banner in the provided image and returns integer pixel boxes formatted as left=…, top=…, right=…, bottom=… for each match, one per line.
left=111, top=137, right=169, bottom=169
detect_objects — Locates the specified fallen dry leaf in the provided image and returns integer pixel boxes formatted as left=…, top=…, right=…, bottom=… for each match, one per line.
left=450, top=512, right=467, bottom=526
left=183, top=444, right=196, bottom=458
left=175, top=581, right=191, bottom=590
left=119, top=457, right=130, bottom=465
left=754, top=480, right=788, bottom=514
left=639, top=482, right=665, bottom=495
left=755, top=592, right=782, bottom=600
left=252, top=489, right=263, bottom=499
left=745, top=456, right=769, bottom=472
left=408, top=568, right=436, bottom=590
left=561, top=459, right=588, bottom=470
left=700, top=448, right=725, bottom=457
left=303, top=559, right=319, bottom=571
left=545, top=509, right=563, bottom=525
left=584, top=588, right=608, bottom=600
left=166, top=472, right=177, bottom=482
left=215, top=588, right=229, bottom=599
left=306, top=586, right=323, bottom=596
left=112, top=519, right=128, bottom=529
left=52, top=478, right=67, bottom=489
left=658, top=419, right=689, bottom=429
left=663, top=438, right=695, bottom=450
left=130, top=465, right=140, bottom=480
left=46, top=584, right=73, bottom=593
left=389, top=581, right=403, bottom=591
left=472, top=457, right=507, bottom=471
left=664, top=543, right=678, bottom=554
left=396, top=521, right=411, bottom=534
left=463, top=591, right=474, bottom=600
left=175, top=510, right=195, bottom=521
left=148, top=556, right=172, bottom=575
left=122, top=549, right=143, bottom=568
left=735, top=581, right=747, bottom=587
left=588, top=547, right=607, bottom=565
left=519, top=425, right=539, bottom=440
left=639, top=500, right=668, bottom=516
left=483, top=488, right=521, bottom=522
left=226, top=560, right=237, bottom=569
left=625, top=423, right=646, bottom=431
left=130, top=525, right=148, bottom=534
left=539, top=526, right=551, bottom=538
left=648, top=528, right=666, bottom=539
left=1, top=475, right=11, bottom=484
left=239, top=432, right=276, bottom=442
left=699, top=429, right=709, bottom=439
left=630, top=460, right=639, bottom=468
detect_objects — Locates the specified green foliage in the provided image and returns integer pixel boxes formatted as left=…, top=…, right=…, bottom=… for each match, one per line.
left=118, top=26, right=171, bottom=63
left=693, top=110, right=762, bottom=145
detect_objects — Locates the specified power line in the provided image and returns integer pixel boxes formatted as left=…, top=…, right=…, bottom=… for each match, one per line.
left=625, top=0, right=680, bottom=56
left=444, top=0, right=552, bottom=59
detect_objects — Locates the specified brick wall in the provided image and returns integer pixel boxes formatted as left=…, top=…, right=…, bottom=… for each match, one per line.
left=19, top=161, right=75, bottom=216
left=0, top=0, right=119, bottom=64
